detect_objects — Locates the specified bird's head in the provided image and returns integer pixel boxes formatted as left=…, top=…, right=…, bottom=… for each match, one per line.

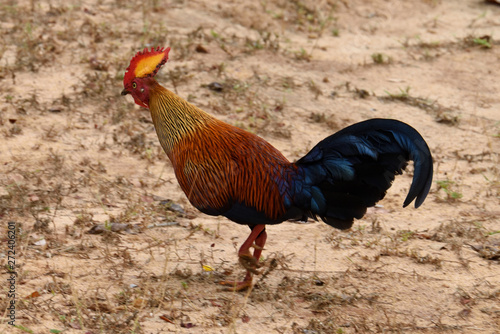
left=121, top=46, right=170, bottom=108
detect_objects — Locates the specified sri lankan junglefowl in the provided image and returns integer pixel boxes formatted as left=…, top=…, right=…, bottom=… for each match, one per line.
left=121, top=47, right=433, bottom=291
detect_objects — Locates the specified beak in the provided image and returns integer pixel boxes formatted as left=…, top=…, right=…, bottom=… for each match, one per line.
left=121, top=89, right=130, bottom=96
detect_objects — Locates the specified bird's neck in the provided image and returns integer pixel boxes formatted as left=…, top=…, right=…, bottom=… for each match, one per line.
left=148, top=82, right=216, bottom=154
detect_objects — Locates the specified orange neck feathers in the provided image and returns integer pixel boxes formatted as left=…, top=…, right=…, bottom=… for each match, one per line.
left=148, top=83, right=217, bottom=154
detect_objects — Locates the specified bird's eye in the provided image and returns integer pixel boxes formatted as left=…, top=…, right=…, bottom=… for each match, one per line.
left=132, top=82, right=137, bottom=89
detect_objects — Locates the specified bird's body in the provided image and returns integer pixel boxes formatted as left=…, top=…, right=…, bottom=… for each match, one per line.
left=122, top=47, right=434, bottom=290
left=148, top=81, right=296, bottom=225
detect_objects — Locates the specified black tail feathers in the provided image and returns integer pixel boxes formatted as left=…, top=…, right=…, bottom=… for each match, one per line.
left=292, top=118, right=433, bottom=230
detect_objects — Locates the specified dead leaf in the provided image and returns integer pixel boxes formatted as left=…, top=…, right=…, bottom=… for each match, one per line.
left=159, top=315, right=174, bottom=324
left=195, top=44, right=208, bottom=53
left=26, top=291, right=41, bottom=299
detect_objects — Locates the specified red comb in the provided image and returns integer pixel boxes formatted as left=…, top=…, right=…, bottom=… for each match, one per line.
left=123, top=47, right=170, bottom=87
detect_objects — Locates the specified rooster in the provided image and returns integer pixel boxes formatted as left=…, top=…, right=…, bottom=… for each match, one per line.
left=121, top=47, right=433, bottom=291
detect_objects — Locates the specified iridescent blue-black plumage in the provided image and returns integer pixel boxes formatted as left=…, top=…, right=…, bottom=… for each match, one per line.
left=285, top=118, right=433, bottom=230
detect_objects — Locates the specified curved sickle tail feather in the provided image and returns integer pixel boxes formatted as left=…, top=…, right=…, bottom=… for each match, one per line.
left=290, top=118, right=433, bottom=230
left=401, top=135, right=433, bottom=208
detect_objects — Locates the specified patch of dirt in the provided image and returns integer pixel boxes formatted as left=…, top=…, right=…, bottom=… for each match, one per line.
left=1, top=0, right=499, bottom=333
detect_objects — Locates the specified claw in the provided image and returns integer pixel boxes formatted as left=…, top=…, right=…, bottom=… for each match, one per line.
left=238, top=253, right=261, bottom=274
left=220, top=269, right=253, bottom=291
left=219, top=279, right=252, bottom=291
left=251, top=243, right=264, bottom=251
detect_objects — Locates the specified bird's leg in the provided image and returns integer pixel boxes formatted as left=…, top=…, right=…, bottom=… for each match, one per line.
left=252, top=225, right=267, bottom=264
left=220, top=224, right=267, bottom=291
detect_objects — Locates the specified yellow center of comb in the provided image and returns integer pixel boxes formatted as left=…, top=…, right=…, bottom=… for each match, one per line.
left=134, top=53, right=165, bottom=78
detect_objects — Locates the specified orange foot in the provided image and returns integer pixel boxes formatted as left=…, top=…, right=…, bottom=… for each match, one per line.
left=220, top=254, right=260, bottom=291
left=219, top=279, right=252, bottom=292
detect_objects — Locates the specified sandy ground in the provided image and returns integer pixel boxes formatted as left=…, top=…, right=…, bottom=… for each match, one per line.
left=1, top=0, right=500, bottom=333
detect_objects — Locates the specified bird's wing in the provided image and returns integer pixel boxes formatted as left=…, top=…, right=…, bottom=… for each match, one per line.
left=173, top=126, right=293, bottom=225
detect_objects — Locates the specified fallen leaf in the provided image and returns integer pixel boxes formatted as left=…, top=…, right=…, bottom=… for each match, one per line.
left=460, top=297, right=473, bottom=305
left=202, top=265, right=214, bottom=272
left=26, top=291, right=41, bottom=299
left=159, top=315, right=174, bottom=324
left=195, top=44, right=208, bottom=53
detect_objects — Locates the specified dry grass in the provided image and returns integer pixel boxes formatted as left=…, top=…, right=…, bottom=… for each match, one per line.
left=1, top=0, right=499, bottom=333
